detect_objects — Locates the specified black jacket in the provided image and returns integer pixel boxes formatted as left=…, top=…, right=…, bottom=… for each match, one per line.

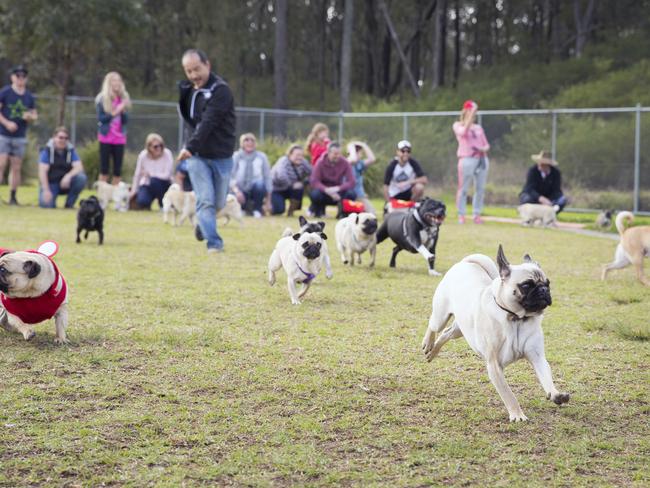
left=178, top=73, right=236, bottom=159
left=520, top=164, right=563, bottom=201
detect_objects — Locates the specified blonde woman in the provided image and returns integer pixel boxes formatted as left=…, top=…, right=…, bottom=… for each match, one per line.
left=95, top=72, right=131, bottom=184
left=306, top=122, right=330, bottom=165
left=230, top=133, right=271, bottom=217
left=452, top=100, right=490, bottom=224
left=130, top=133, right=174, bottom=210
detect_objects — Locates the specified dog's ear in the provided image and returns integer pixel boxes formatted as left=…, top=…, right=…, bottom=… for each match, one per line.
left=320, top=232, right=327, bottom=240
left=496, top=244, right=511, bottom=279
left=293, top=233, right=301, bottom=241
left=355, top=214, right=359, bottom=224
left=318, top=221, right=326, bottom=230
left=523, top=254, right=533, bottom=263
left=23, top=260, right=41, bottom=279
left=79, top=199, right=85, bottom=205
left=299, top=216, right=307, bottom=227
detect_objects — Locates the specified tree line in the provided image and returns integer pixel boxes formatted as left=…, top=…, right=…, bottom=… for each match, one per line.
left=0, top=0, right=647, bottom=123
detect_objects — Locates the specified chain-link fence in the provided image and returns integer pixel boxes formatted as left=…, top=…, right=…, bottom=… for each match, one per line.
left=31, top=96, right=650, bottom=213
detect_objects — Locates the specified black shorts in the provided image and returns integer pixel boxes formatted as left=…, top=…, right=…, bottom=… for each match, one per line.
left=391, top=188, right=413, bottom=201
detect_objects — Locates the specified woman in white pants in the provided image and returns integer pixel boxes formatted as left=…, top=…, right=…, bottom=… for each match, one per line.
left=452, top=100, right=490, bottom=224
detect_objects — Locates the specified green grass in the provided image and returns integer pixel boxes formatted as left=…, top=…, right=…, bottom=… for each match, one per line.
left=0, top=188, right=649, bottom=486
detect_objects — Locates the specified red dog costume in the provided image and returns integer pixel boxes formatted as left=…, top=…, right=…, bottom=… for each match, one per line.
left=0, top=241, right=67, bottom=324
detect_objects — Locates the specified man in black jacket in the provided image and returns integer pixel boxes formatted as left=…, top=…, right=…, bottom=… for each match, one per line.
left=519, top=150, right=568, bottom=212
left=177, top=49, right=236, bottom=253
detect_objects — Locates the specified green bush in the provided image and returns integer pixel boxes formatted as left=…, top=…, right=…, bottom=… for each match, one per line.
left=76, top=140, right=139, bottom=187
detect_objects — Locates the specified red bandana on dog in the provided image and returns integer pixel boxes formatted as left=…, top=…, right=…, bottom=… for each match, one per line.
left=0, top=241, right=67, bottom=324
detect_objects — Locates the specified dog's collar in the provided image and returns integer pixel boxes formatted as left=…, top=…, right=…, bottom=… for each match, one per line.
left=296, top=261, right=316, bottom=284
left=413, top=209, right=425, bottom=226
left=494, top=297, right=528, bottom=322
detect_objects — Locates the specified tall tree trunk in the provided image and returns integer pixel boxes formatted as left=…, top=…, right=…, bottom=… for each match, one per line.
left=381, top=31, right=392, bottom=96
left=273, top=0, right=288, bottom=135
left=317, top=0, right=327, bottom=110
left=57, top=47, right=72, bottom=126
left=452, top=0, right=460, bottom=87
left=378, top=0, right=420, bottom=98
left=431, top=0, right=447, bottom=90
left=340, top=0, right=354, bottom=111
left=364, top=0, right=380, bottom=95
left=573, top=0, right=596, bottom=58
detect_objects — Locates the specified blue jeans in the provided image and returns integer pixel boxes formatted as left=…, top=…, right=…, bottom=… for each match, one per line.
left=242, top=180, right=267, bottom=214
left=456, top=156, right=489, bottom=217
left=187, top=156, right=233, bottom=250
left=271, top=188, right=304, bottom=215
left=39, top=172, right=88, bottom=208
left=136, top=177, right=171, bottom=209
left=309, top=188, right=356, bottom=217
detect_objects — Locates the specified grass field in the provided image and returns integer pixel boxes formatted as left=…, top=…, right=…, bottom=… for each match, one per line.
left=0, top=188, right=648, bottom=487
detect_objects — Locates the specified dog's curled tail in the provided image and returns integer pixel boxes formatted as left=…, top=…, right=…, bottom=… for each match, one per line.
left=92, top=181, right=100, bottom=189
left=282, top=227, right=293, bottom=238
left=615, top=211, right=633, bottom=236
left=462, top=254, right=499, bottom=280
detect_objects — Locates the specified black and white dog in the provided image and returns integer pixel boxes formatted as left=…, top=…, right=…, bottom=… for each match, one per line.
left=76, top=196, right=105, bottom=245
left=376, top=197, right=446, bottom=275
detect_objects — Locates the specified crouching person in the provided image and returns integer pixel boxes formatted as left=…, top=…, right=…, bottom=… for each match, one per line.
left=38, top=126, right=87, bottom=208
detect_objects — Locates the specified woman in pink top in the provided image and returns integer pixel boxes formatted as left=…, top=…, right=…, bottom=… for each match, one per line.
left=95, top=72, right=131, bottom=185
left=452, top=99, right=490, bottom=224
left=306, top=122, right=331, bottom=166
left=130, top=133, right=174, bottom=210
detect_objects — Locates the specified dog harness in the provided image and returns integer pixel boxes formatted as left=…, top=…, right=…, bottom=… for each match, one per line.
left=0, top=244, right=67, bottom=324
left=295, top=261, right=316, bottom=284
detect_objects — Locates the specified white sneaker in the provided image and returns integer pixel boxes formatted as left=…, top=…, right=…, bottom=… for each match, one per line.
left=253, top=210, right=262, bottom=218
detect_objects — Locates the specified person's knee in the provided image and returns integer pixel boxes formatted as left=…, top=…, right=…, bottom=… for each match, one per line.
left=72, top=172, right=88, bottom=189
left=412, top=183, right=425, bottom=199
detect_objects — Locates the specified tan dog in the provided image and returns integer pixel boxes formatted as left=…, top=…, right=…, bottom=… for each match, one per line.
left=334, top=212, right=378, bottom=266
left=268, top=228, right=328, bottom=305
left=422, top=245, right=569, bottom=422
left=602, top=211, right=650, bottom=286
left=162, top=184, right=196, bottom=226
left=518, top=203, right=559, bottom=227
left=0, top=249, right=69, bottom=344
left=93, top=181, right=130, bottom=211
left=217, top=194, right=244, bottom=225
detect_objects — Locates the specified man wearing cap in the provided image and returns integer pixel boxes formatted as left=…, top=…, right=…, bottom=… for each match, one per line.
left=383, top=140, right=428, bottom=203
left=519, top=150, right=568, bottom=212
left=0, top=65, right=38, bottom=205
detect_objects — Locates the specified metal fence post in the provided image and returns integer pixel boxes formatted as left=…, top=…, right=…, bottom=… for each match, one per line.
left=403, top=114, right=408, bottom=141
left=70, top=97, right=77, bottom=145
left=259, top=111, right=265, bottom=141
left=551, top=111, right=557, bottom=161
left=338, top=111, right=344, bottom=141
left=634, top=103, right=641, bottom=213
left=177, top=114, right=184, bottom=151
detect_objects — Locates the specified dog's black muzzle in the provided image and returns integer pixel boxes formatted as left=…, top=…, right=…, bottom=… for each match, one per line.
left=0, top=271, right=8, bottom=293
left=522, top=285, right=552, bottom=312
left=302, top=244, right=321, bottom=260
left=362, top=220, right=378, bottom=235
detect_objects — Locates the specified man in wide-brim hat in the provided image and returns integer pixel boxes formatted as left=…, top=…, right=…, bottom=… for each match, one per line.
left=518, top=150, right=568, bottom=212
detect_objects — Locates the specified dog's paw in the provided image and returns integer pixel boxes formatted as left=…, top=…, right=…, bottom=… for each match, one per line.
left=428, top=269, right=442, bottom=277
left=291, top=298, right=301, bottom=305
left=549, top=392, right=570, bottom=405
left=509, top=413, right=528, bottom=422
left=23, top=330, right=36, bottom=341
left=54, top=337, right=70, bottom=346
left=326, top=271, right=333, bottom=280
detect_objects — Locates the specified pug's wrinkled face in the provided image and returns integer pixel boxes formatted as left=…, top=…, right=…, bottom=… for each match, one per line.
left=496, top=245, right=552, bottom=317
left=0, top=252, right=52, bottom=298
left=355, top=212, right=378, bottom=235
left=293, top=232, right=324, bottom=260
left=417, top=198, right=446, bottom=226
left=80, top=197, right=103, bottom=218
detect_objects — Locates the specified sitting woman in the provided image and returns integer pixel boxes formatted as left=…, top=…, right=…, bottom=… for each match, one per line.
left=130, top=133, right=174, bottom=209
left=270, top=144, right=312, bottom=216
left=38, top=126, right=88, bottom=208
left=231, top=133, right=272, bottom=217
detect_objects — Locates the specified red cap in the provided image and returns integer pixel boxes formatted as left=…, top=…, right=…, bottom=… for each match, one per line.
left=463, top=100, right=478, bottom=111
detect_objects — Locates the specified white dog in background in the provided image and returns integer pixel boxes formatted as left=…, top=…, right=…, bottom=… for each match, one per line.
left=335, top=212, right=378, bottom=267
left=518, top=203, right=559, bottom=227
left=93, top=181, right=130, bottom=211
left=162, top=184, right=196, bottom=226
left=217, top=194, right=244, bottom=225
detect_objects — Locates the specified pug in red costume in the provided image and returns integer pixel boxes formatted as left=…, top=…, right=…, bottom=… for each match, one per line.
left=0, top=241, right=69, bottom=344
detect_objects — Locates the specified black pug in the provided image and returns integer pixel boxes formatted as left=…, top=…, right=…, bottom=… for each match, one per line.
left=76, top=196, right=104, bottom=245
left=376, top=197, right=446, bottom=275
